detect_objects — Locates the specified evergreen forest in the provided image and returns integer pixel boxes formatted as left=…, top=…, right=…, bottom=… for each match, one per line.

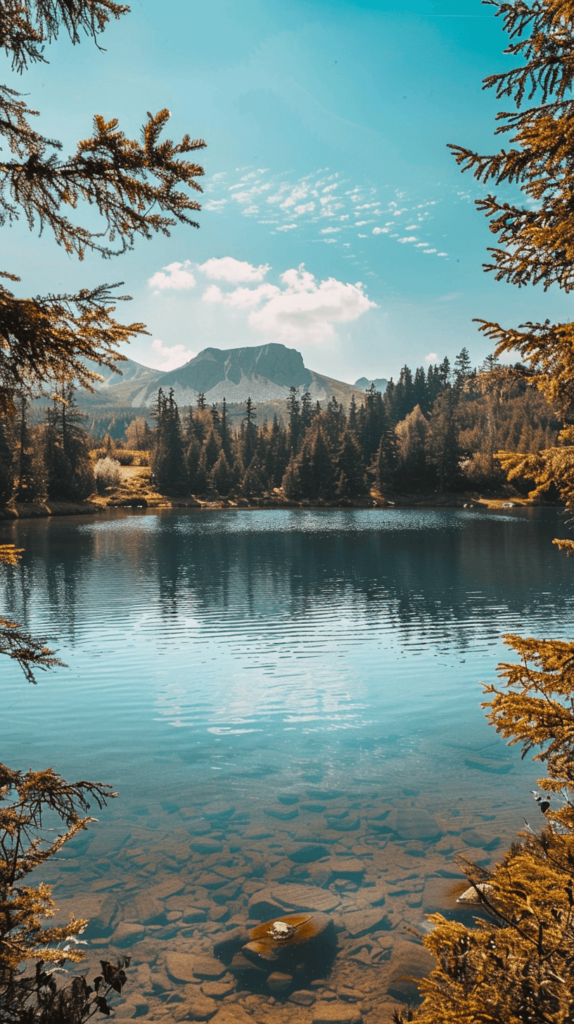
left=0, top=349, right=561, bottom=508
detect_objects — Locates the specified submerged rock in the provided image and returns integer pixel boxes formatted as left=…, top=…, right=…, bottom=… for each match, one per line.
left=266, top=971, right=293, bottom=994
left=243, top=911, right=337, bottom=969
left=224, top=912, right=337, bottom=993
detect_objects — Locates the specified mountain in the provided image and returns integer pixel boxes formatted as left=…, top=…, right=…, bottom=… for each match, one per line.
left=83, top=343, right=367, bottom=409
left=354, top=376, right=388, bottom=393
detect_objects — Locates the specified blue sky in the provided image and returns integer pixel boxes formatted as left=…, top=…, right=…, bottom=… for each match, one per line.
left=4, top=0, right=571, bottom=383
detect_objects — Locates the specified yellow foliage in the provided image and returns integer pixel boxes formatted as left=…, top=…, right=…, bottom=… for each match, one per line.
left=406, top=632, right=574, bottom=1023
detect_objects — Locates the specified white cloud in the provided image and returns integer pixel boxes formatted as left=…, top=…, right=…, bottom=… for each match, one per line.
left=148, top=261, right=196, bottom=291
left=398, top=236, right=418, bottom=243
left=203, top=284, right=224, bottom=303
left=247, top=264, right=376, bottom=345
left=276, top=223, right=298, bottom=231
left=321, top=226, right=340, bottom=234
left=372, top=226, right=389, bottom=235
left=425, top=352, right=438, bottom=363
left=148, top=339, right=196, bottom=371
left=204, top=282, right=280, bottom=310
left=199, top=257, right=270, bottom=283
left=423, top=248, right=437, bottom=254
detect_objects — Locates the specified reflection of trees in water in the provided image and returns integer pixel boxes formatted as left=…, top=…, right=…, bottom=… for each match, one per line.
left=151, top=512, right=574, bottom=648
left=1, top=512, right=572, bottom=652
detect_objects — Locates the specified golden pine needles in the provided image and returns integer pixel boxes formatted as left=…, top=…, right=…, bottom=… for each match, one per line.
left=396, top=3, right=574, bottom=1021
left=405, top=635, right=574, bottom=1024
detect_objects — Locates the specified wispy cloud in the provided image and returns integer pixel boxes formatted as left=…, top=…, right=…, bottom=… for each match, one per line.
left=148, top=260, right=196, bottom=291
left=148, top=339, right=196, bottom=371
left=203, top=167, right=450, bottom=258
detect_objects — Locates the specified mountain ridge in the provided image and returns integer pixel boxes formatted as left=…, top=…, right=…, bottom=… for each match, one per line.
left=86, top=342, right=378, bottom=409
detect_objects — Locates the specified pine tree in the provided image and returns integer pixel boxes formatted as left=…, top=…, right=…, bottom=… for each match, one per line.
left=399, top=3, right=574, bottom=1020
left=203, top=428, right=222, bottom=473
left=0, top=411, right=16, bottom=505
left=454, top=346, right=473, bottom=391
left=16, top=396, right=47, bottom=503
left=241, top=397, right=257, bottom=468
left=0, top=3, right=207, bottom=1017
left=371, top=429, right=398, bottom=493
left=210, top=451, right=232, bottom=496
left=151, top=389, right=188, bottom=495
left=125, top=417, right=151, bottom=451
left=287, top=387, right=302, bottom=454
left=359, top=384, right=388, bottom=462
left=43, top=386, right=95, bottom=501
left=336, top=430, right=367, bottom=497
left=427, top=389, right=461, bottom=492
left=395, top=404, right=428, bottom=489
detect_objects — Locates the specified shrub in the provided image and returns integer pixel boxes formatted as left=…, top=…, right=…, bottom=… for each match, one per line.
left=94, top=458, right=121, bottom=493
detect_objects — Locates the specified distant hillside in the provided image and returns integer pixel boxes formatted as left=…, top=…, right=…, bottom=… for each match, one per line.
left=81, top=343, right=367, bottom=410
left=354, top=376, right=388, bottom=393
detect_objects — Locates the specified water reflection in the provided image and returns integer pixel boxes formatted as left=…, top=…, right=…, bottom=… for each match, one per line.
left=1, top=508, right=572, bottom=1017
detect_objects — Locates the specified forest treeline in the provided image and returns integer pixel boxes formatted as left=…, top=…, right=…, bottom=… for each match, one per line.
left=0, top=348, right=562, bottom=505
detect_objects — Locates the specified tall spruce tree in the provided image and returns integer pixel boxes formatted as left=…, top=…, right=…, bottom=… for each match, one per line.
left=400, top=3, right=574, bottom=1021
left=336, top=429, right=367, bottom=497
left=151, top=389, right=188, bottom=495
left=43, top=386, right=95, bottom=501
left=0, top=410, right=16, bottom=505
left=427, top=389, right=460, bottom=492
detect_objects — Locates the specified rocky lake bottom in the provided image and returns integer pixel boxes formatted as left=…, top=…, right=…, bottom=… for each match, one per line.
left=43, top=771, right=527, bottom=1024
left=4, top=508, right=573, bottom=1023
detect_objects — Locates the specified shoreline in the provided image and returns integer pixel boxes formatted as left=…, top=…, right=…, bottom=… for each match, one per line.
left=0, top=493, right=541, bottom=520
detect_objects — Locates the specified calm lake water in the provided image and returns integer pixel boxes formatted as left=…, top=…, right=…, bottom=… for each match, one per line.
left=2, top=507, right=572, bottom=1019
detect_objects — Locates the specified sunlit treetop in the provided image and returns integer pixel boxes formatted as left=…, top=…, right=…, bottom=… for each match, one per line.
left=1, top=0, right=130, bottom=72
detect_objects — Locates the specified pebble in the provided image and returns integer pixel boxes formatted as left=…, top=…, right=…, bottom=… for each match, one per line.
left=385, top=807, right=441, bottom=841
left=175, top=991, right=219, bottom=1021
left=266, top=971, right=292, bottom=994
left=191, top=839, right=225, bottom=854
left=202, top=979, right=237, bottom=999
left=288, top=844, right=329, bottom=864
left=342, top=908, right=390, bottom=937
left=109, top=921, right=145, bottom=946
left=264, top=808, right=299, bottom=821
left=203, top=802, right=236, bottom=820
left=166, top=953, right=226, bottom=983
left=325, top=859, right=365, bottom=878
left=289, top=990, right=316, bottom=1006
left=386, top=939, right=435, bottom=1002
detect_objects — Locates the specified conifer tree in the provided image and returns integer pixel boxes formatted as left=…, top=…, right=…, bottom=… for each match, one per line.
left=0, top=410, right=16, bottom=505
left=287, top=387, right=302, bottom=454
left=371, top=429, right=398, bottom=494
left=336, top=429, right=367, bottom=497
left=210, top=450, right=231, bottom=496
left=395, top=404, right=428, bottom=488
left=241, top=397, right=257, bottom=468
left=360, top=383, right=388, bottom=462
left=43, top=386, right=95, bottom=501
left=125, top=417, right=151, bottom=451
left=454, top=346, right=473, bottom=391
left=151, top=389, right=187, bottom=495
left=16, top=396, right=47, bottom=502
left=427, top=389, right=461, bottom=492
left=400, top=3, right=574, bottom=1020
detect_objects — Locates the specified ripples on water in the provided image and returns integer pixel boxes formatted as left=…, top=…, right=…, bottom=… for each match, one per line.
left=1, top=508, right=572, bottom=1017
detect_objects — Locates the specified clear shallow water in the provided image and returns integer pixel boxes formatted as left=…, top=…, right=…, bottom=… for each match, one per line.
left=1, top=508, right=572, bottom=1017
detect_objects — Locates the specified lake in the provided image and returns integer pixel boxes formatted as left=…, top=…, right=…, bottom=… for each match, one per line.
left=1, top=507, right=572, bottom=1020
